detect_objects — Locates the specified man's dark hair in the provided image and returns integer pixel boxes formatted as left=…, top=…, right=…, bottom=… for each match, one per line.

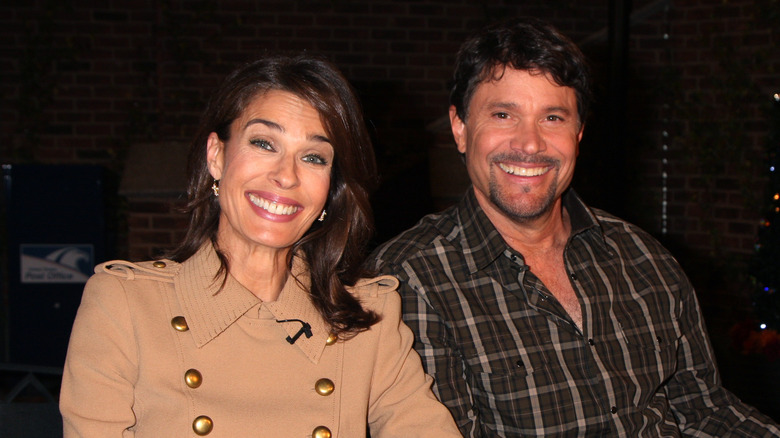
left=450, top=17, right=593, bottom=124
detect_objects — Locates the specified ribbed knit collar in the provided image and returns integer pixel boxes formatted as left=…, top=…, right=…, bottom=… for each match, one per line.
left=174, top=243, right=331, bottom=363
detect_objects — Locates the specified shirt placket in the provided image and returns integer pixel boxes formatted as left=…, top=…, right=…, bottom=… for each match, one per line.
left=508, top=248, right=617, bottom=434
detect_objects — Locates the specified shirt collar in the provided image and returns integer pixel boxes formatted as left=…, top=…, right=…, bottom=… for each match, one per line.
left=455, top=189, right=512, bottom=273
left=561, top=188, right=604, bottom=242
left=455, top=187, right=605, bottom=274
left=174, top=243, right=331, bottom=363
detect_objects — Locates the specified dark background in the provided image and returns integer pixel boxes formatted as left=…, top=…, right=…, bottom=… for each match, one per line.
left=1, top=0, right=778, bottom=433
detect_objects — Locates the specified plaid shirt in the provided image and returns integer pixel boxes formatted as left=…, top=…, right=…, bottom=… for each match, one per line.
left=368, top=188, right=779, bottom=437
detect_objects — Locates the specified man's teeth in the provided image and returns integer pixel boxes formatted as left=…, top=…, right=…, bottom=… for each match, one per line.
left=498, top=163, right=548, bottom=176
left=248, top=194, right=299, bottom=215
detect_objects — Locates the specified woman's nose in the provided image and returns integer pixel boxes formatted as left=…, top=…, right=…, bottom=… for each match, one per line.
left=270, top=154, right=299, bottom=189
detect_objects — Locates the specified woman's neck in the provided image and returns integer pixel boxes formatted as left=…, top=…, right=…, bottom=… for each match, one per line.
left=215, top=237, right=292, bottom=302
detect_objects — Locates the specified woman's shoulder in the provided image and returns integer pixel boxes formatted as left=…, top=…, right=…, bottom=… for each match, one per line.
left=347, top=275, right=399, bottom=298
left=346, top=275, right=401, bottom=318
left=90, top=258, right=180, bottom=284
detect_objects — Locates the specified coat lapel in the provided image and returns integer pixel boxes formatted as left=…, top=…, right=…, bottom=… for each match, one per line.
left=264, top=254, right=330, bottom=364
left=173, top=244, right=329, bottom=363
left=174, top=244, right=260, bottom=348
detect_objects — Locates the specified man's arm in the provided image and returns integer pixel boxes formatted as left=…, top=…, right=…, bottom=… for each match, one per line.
left=372, top=255, right=484, bottom=437
left=666, top=278, right=780, bottom=437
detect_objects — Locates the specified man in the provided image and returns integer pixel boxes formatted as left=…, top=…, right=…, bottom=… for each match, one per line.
left=368, top=17, right=780, bottom=437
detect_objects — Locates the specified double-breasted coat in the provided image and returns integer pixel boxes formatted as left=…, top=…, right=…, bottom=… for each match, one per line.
left=60, top=243, right=460, bottom=437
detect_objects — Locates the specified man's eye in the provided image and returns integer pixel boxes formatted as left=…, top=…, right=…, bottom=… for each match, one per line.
left=546, top=115, right=563, bottom=122
left=494, top=112, right=509, bottom=119
left=250, top=139, right=274, bottom=151
left=303, top=154, right=328, bottom=165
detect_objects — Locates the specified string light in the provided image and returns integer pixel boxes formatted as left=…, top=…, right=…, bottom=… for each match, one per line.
left=660, top=4, right=671, bottom=236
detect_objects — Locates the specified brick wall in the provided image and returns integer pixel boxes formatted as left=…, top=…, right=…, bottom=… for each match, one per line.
left=620, top=1, right=778, bottom=301
left=2, top=0, right=777, bottom=269
left=3, top=0, right=780, bottom=420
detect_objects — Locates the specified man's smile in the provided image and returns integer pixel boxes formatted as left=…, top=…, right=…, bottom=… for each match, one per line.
left=497, top=162, right=551, bottom=177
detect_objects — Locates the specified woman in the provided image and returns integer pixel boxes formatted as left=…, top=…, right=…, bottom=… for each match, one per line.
left=60, top=55, right=460, bottom=437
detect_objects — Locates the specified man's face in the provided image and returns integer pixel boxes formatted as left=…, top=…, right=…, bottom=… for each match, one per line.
left=451, top=68, right=583, bottom=224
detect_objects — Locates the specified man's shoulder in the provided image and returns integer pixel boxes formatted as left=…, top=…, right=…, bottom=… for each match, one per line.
left=369, top=205, right=461, bottom=267
left=588, top=206, right=676, bottom=260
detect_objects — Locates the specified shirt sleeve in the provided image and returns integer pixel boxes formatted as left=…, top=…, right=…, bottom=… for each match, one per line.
left=363, top=286, right=462, bottom=437
left=60, top=274, right=138, bottom=437
left=374, top=257, right=484, bottom=438
left=665, top=275, right=780, bottom=437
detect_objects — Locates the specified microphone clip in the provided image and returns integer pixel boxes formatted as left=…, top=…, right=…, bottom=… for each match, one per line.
left=276, top=318, right=313, bottom=344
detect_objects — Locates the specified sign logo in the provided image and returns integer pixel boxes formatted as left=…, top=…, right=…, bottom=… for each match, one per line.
left=20, top=244, right=94, bottom=284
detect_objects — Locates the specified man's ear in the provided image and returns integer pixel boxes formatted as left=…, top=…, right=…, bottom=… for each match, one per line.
left=576, top=123, right=585, bottom=157
left=206, top=132, right=225, bottom=180
left=450, top=105, right=467, bottom=154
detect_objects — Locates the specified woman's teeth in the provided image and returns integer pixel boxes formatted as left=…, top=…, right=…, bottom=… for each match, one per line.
left=248, top=193, right=299, bottom=215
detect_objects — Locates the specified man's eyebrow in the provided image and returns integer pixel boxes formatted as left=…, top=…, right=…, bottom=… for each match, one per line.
left=486, top=101, right=518, bottom=111
left=244, top=118, right=331, bottom=144
left=485, top=102, right=574, bottom=115
left=544, top=106, right=574, bottom=115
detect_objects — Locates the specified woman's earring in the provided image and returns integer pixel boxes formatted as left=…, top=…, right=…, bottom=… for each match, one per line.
left=212, top=180, right=220, bottom=197
left=318, top=209, right=327, bottom=222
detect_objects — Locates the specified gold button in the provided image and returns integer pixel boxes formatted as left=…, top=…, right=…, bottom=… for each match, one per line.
left=171, top=316, right=189, bottom=331
left=312, top=426, right=331, bottom=438
left=185, top=369, right=202, bottom=388
left=314, top=378, right=335, bottom=396
left=325, top=333, right=338, bottom=345
left=192, top=415, right=213, bottom=435
left=153, top=261, right=166, bottom=268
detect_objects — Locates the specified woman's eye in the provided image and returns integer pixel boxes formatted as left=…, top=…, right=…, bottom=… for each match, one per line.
left=250, top=139, right=274, bottom=151
left=302, top=154, right=328, bottom=165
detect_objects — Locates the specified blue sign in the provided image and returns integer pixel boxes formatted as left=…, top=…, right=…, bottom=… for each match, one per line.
left=20, top=244, right=94, bottom=284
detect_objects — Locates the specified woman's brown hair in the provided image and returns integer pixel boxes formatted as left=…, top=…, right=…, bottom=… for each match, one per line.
left=168, top=54, right=380, bottom=335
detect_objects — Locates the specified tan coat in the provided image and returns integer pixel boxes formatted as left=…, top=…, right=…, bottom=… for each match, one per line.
left=60, top=244, right=460, bottom=437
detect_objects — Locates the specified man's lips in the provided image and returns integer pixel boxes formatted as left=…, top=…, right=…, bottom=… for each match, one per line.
left=498, top=162, right=551, bottom=177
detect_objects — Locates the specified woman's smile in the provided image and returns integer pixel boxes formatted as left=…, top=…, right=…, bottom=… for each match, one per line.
left=246, top=191, right=302, bottom=221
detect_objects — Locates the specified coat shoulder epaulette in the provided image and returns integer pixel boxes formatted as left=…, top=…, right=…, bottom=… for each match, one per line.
left=95, top=259, right=179, bottom=283
left=349, top=275, right=399, bottom=298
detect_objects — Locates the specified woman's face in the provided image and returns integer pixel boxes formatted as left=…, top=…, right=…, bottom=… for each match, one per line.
left=207, top=90, right=333, bottom=256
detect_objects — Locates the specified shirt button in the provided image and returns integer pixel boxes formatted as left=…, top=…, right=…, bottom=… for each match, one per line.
left=192, top=415, right=213, bottom=435
left=171, top=316, right=189, bottom=332
left=325, top=333, right=338, bottom=346
left=315, top=378, right=335, bottom=396
left=588, top=339, right=595, bottom=346
left=312, top=426, right=332, bottom=438
left=153, top=261, right=166, bottom=268
left=569, top=273, right=578, bottom=281
left=611, top=406, right=618, bottom=414
left=185, top=369, right=203, bottom=388
left=515, top=360, right=524, bottom=368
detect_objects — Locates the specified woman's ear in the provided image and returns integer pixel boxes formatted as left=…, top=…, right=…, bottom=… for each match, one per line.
left=206, top=132, right=225, bottom=180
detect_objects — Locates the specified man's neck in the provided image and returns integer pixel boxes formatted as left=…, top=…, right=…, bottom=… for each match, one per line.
left=476, top=194, right=571, bottom=255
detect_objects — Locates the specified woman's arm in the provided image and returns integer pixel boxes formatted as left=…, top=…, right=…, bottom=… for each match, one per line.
left=363, top=284, right=461, bottom=437
left=60, top=273, right=139, bottom=437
